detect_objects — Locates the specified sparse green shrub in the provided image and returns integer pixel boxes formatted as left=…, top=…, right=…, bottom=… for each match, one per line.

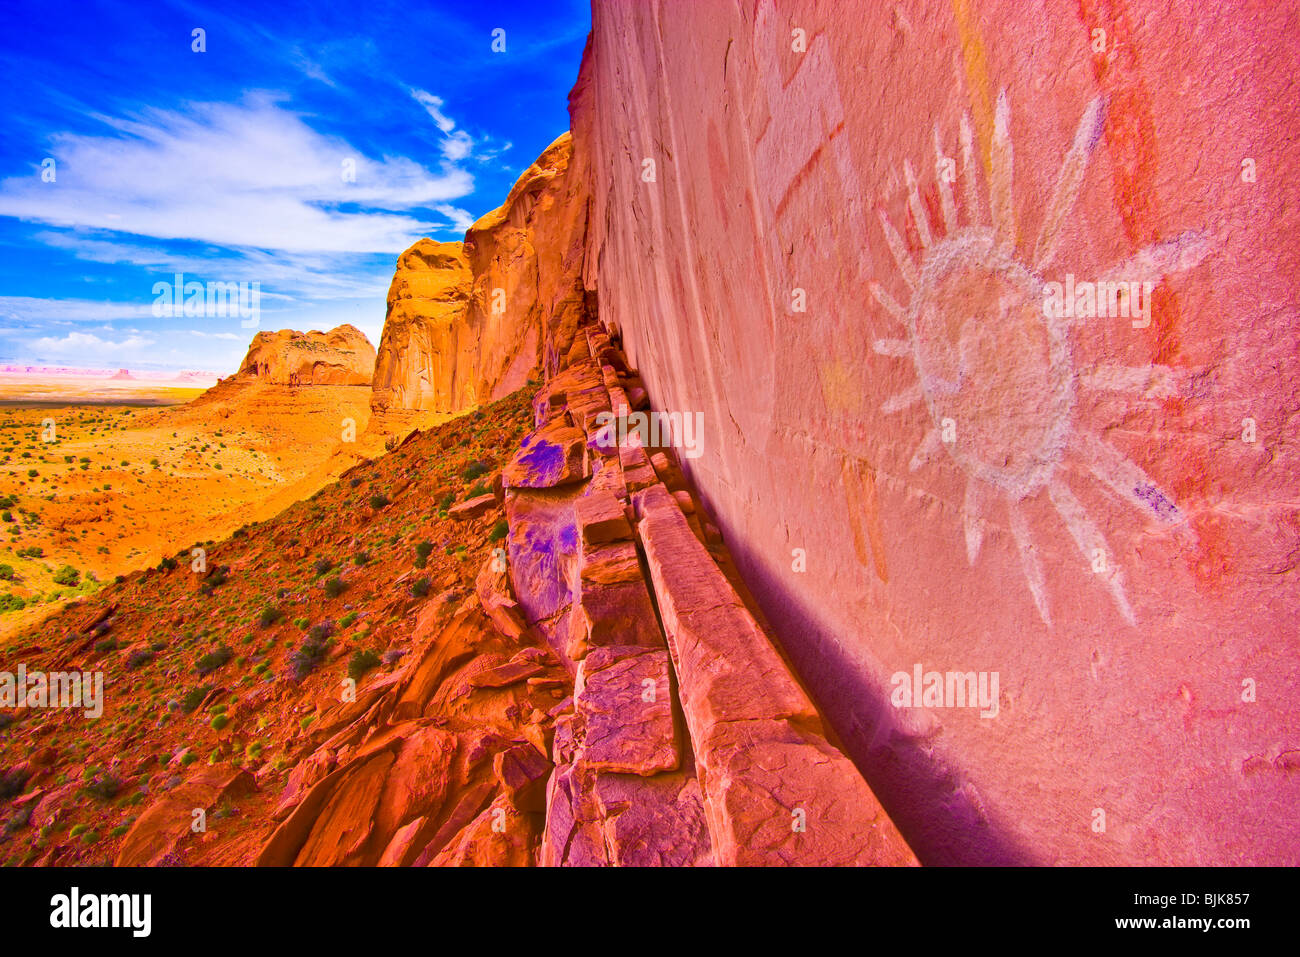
left=52, top=564, right=79, bottom=586
left=125, top=649, right=154, bottom=671
left=488, top=520, right=508, bottom=543
left=288, top=633, right=330, bottom=681
left=200, top=566, right=228, bottom=593
left=180, top=686, right=214, bottom=713
left=414, top=541, right=433, bottom=568
left=82, top=773, right=123, bottom=801
left=323, top=576, right=347, bottom=599
left=195, top=646, right=233, bottom=676
left=411, top=577, right=431, bottom=598
left=347, top=649, right=381, bottom=682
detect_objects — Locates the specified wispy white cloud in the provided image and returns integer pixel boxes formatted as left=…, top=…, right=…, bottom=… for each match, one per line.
left=0, top=95, right=472, bottom=253
left=28, top=331, right=156, bottom=356
left=435, top=204, right=475, bottom=232
left=290, top=47, right=338, bottom=88
left=411, top=90, right=457, bottom=134
left=441, top=130, right=474, bottom=162
left=411, top=89, right=485, bottom=168
left=34, top=231, right=394, bottom=301
left=188, top=330, right=243, bottom=340
left=0, top=296, right=156, bottom=323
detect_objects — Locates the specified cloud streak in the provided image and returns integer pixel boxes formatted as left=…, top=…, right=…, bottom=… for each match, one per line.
left=0, top=95, right=474, bottom=253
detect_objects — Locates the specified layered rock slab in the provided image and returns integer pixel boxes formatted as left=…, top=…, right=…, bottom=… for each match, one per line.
left=637, top=483, right=917, bottom=866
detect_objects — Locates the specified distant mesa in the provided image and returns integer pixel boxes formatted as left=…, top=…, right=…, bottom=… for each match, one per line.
left=235, top=324, right=376, bottom=386
left=0, top=365, right=217, bottom=383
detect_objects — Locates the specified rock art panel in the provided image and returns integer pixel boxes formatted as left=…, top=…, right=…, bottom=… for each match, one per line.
left=575, top=0, right=1300, bottom=864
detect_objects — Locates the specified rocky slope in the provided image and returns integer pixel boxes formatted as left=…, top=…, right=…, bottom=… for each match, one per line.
left=0, top=390, right=541, bottom=865
left=237, top=325, right=375, bottom=386
left=0, top=323, right=913, bottom=865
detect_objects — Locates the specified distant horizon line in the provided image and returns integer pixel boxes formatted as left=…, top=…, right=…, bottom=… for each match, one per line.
left=0, top=363, right=222, bottom=381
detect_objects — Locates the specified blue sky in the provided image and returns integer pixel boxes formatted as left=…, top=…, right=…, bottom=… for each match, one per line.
left=0, top=0, right=590, bottom=373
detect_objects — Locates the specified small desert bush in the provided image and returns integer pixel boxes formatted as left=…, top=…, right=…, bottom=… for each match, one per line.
left=288, top=633, right=330, bottom=681
left=347, top=649, right=381, bottom=683
left=52, top=564, right=79, bottom=586
left=195, top=646, right=233, bottom=676
left=125, top=649, right=155, bottom=671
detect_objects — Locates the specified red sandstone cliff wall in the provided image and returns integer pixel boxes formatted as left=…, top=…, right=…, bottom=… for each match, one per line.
left=371, top=134, right=590, bottom=416
left=572, top=0, right=1300, bottom=864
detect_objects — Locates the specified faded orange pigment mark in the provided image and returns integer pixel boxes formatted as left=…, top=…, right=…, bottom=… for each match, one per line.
left=1077, top=0, right=1227, bottom=591
left=1077, top=0, right=1183, bottom=365
left=951, top=0, right=995, bottom=177
left=841, top=455, right=889, bottom=584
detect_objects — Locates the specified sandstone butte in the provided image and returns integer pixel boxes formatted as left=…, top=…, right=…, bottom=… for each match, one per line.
left=236, top=324, right=376, bottom=387
left=370, top=133, right=588, bottom=417
left=2, top=0, right=1297, bottom=869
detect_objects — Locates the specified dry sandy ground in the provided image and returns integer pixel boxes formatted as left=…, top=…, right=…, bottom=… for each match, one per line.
left=0, top=376, right=444, bottom=642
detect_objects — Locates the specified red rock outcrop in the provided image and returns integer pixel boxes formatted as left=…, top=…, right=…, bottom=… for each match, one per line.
left=507, top=323, right=916, bottom=866
left=571, top=0, right=1300, bottom=865
left=370, top=133, right=590, bottom=416
left=369, top=240, right=474, bottom=413
left=236, top=325, right=375, bottom=386
left=251, top=580, right=565, bottom=867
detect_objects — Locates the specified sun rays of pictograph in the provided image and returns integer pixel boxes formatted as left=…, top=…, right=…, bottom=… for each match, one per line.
left=870, top=90, right=1209, bottom=627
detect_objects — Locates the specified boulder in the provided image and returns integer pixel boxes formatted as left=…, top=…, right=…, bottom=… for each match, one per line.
left=574, top=646, right=678, bottom=776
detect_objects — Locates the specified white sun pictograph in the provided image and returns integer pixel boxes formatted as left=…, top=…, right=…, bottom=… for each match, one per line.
left=870, top=90, right=1209, bottom=627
